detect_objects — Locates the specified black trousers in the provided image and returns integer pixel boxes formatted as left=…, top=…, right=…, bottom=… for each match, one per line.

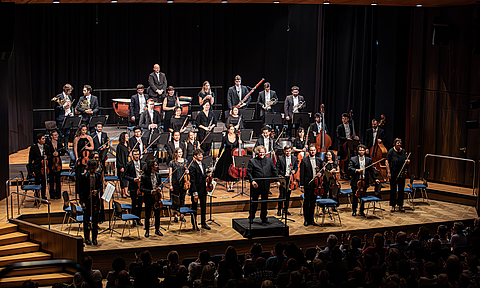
left=303, top=188, right=317, bottom=223
left=389, top=176, right=405, bottom=207
left=322, top=183, right=339, bottom=205
left=130, top=190, right=143, bottom=220
left=191, top=193, right=206, bottom=225
left=35, top=173, right=47, bottom=200
left=49, top=170, right=61, bottom=199
left=278, top=178, right=291, bottom=212
left=76, top=164, right=86, bottom=197
left=351, top=186, right=365, bottom=213
left=172, top=183, right=186, bottom=211
left=144, top=194, right=161, bottom=232
left=83, top=204, right=99, bottom=241
left=250, top=187, right=268, bottom=221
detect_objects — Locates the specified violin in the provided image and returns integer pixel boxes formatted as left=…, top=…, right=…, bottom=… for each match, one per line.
left=153, top=175, right=163, bottom=209
left=136, top=170, right=144, bottom=197
left=52, top=146, right=63, bottom=172
left=289, top=163, right=299, bottom=191
left=183, top=164, right=191, bottom=191
left=229, top=129, right=247, bottom=179
left=40, top=154, right=49, bottom=175
left=313, top=166, right=324, bottom=197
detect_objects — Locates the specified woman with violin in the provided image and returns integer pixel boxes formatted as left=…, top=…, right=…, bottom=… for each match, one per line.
left=386, top=138, right=410, bottom=213
left=185, top=130, right=200, bottom=164
left=226, top=106, right=243, bottom=130
left=28, top=133, right=51, bottom=200
left=124, top=148, right=146, bottom=226
left=163, top=86, right=180, bottom=134
left=196, top=101, right=217, bottom=157
left=292, top=127, right=307, bottom=156
left=322, top=150, right=340, bottom=208
left=73, top=124, right=94, bottom=197
left=169, top=147, right=191, bottom=224
left=140, top=160, right=163, bottom=237
left=47, top=130, right=66, bottom=199
left=169, top=106, right=187, bottom=133
left=214, top=124, right=242, bottom=192
left=276, top=145, right=298, bottom=216
left=116, top=132, right=130, bottom=198
left=299, top=144, right=324, bottom=226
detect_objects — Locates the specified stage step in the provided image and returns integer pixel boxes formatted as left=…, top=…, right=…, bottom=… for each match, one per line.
left=0, top=266, right=63, bottom=277
left=0, top=232, right=29, bottom=246
left=0, top=223, right=18, bottom=236
left=0, top=252, right=51, bottom=267
left=0, top=272, right=73, bottom=288
left=0, top=242, right=40, bottom=257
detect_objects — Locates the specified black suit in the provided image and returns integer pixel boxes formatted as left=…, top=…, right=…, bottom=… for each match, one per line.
left=129, top=93, right=149, bottom=126
left=139, top=109, right=162, bottom=147
left=284, top=95, right=306, bottom=120
left=79, top=169, right=102, bottom=242
left=348, top=155, right=376, bottom=214
left=54, top=93, right=74, bottom=145
left=148, top=71, right=167, bottom=102
left=254, top=136, right=276, bottom=155
left=300, top=156, right=323, bottom=224
left=246, top=156, right=278, bottom=221
left=257, top=90, right=278, bottom=119
left=46, top=140, right=66, bottom=199
left=129, top=136, right=146, bottom=156
left=166, top=141, right=187, bottom=163
left=364, top=127, right=386, bottom=152
left=227, top=85, right=250, bottom=110
left=336, top=123, right=355, bottom=160
left=276, top=155, right=298, bottom=212
left=140, top=172, right=162, bottom=233
left=76, top=95, right=99, bottom=125
left=190, top=160, right=208, bottom=225
left=28, top=144, right=52, bottom=199
left=124, top=160, right=146, bottom=220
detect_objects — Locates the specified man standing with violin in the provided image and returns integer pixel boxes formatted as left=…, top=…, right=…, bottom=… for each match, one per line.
left=166, top=131, right=187, bottom=163
left=47, top=130, right=66, bottom=200
left=140, top=160, right=163, bottom=237
left=79, top=159, right=102, bottom=245
left=124, top=149, right=146, bottom=227
left=348, top=144, right=379, bottom=217
left=29, top=133, right=52, bottom=200
left=189, top=149, right=210, bottom=230
left=299, top=144, right=323, bottom=226
left=276, top=145, right=298, bottom=217
left=254, top=126, right=275, bottom=157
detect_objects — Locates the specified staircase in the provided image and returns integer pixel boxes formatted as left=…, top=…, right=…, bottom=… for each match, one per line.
left=0, top=223, right=74, bottom=287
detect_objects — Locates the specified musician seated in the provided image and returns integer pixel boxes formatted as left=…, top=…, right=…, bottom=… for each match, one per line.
left=254, top=126, right=274, bottom=157
left=292, top=127, right=307, bottom=157
left=226, top=107, right=243, bottom=130
left=166, top=131, right=186, bottom=163
left=169, top=107, right=186, bottom=133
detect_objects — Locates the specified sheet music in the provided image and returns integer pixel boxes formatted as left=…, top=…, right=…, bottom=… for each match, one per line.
left=102, top=183, right=115, bottom=202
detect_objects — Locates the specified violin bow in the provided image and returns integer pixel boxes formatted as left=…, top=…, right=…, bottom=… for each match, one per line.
left=308, top=162, right=328, bottom=185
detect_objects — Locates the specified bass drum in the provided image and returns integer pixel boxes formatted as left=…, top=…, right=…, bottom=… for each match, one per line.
left=112, top=98, right=131, bottom=118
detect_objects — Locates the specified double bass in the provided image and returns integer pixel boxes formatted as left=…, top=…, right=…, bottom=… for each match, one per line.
left=228, top=129, right=247, bottom=179
left=315, top=104, right=332, bottom=153
left=370, top=115, right=388, bottom=182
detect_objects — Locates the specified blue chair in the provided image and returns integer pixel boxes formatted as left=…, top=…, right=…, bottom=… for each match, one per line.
left=60, top=170, right=75, bottom=195
left=62, top=191, right=83, bottom=230
left=67, top=203, right=84, bottom=236
left=360, top=196, right=383, bottom=218
left=160, top=177, right=173, bottom=229
left=399, top=186, right=415, bottom=211
left=112, top=200, right=140, bottom=241
left=105, top=175, right=121, bottom=199
left=20, top=171, right=43, bottom=208
left=171, top=194, right=197, bottom=234
left=300, top=194, right=320, bottom=216
left=408, top=171, right=429, bottom=202
left=339, top=188, right=353, bottom=211
left=315, top=198, right=341, bottom=226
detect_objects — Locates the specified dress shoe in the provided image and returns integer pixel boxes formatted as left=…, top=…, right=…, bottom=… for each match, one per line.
left=304, top=221, right=309, bottom=226
left=85, top=240, right=92, bottom=245
left=262, top=219, right=270, bottom=224
left=277, top=210, right=282, bottom=216
left=352, top=211, right=357, bottom=216
left=311, top=222, right=319, bottom=227
left=194, top=226, right=200, bottom=231
left=145, top=231, right=149, bottom=237
left=285, top=211, right=292, bottom=216
left=137, top=220, right=143, bottom=226
left=92, top=239, right=98, bottom=245
left=359, top=212, right=366, bottom=217
left=155, top=230, right=163, bottom=236
left=399, top=208, right=406, bottom=213
left=202, top=224, right=211, bottom=230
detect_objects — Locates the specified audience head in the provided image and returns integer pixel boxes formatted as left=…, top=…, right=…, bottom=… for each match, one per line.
left=261, top=280, right=274, bottom=288
left=112, top=257, right=126, bottom=272
left=318, top=270, right=330, bottom=284
left=224, top=246, right=238, bottom=262
left=199, top=250, right=210, bottom=264
left=115, top=270, right=130, bottom=286
left=250, top=243, right=263, bottom=258
left=437, top=224, right=448, bottom=238
left=274, top=243, right=284, bottom=256
left=417, top=226, right=430, bottom=240
left=424, top=261, right=436, bottom=278
left=140, top=250, right=153, bottom=264
left=453, top=221, right=465, bottom=234
left=350, top=235, right=362, bottom=249
left=254, top=257, right=266, bottom=269
left=22, top=280, right=38, bottom=288
left=167, top=250, right=179, bottom=265
left=326, top=234, right=338, bottom=248
left=200, top=264, right=214, bottom=284
left=373, top=233, right=384, bottom=248
left=81, top=256, right=93, bottom=271
left=312, top=258, right=324, bottom=274
left=395, top=231, right=407, bottom=243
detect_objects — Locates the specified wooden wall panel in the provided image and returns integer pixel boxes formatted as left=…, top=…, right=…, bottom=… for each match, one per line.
left=409, top=89, right=423, bottom=177
left=410, top=10, right=425, bottom=90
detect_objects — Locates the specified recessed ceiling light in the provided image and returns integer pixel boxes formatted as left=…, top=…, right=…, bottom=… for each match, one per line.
left=273, top=1, right=279, bottom=3
left=416, top=4, right=422, bottom=7
left=53, top=0, right=59, bottom=3
left=371, top=2, right=377, bottom=5
left=167, top=0, right=173, bottom=3
left=222, top=0, right=228, bottom=3
left=111, top=0, right=117, bottom=2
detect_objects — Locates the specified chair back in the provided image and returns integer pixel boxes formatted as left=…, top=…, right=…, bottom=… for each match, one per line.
left=410, top=174, right=415, bottom=187
left=63, top=191, right=70, bottom=210
left=113, top=200, right=123, bottom=216
left=19, top=171, right=26, bottom=188
left=171, top=194, right=181, bottom=207
left=70, top=203, right=78, bottom=216
left=423, top=171, right=429, bottom=186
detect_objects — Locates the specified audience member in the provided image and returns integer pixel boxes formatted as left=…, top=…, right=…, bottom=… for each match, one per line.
left=73, top=256, right=103, bottom=288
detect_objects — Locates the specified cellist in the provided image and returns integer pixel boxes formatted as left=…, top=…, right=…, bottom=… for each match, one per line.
left=276, top=145, right=298, bottom=217
left=348, top=144, right=379, bottom=217
left=124, top=149, right=145, bottom=227
left=140, top=160, right=163, bottom=237
left=364, top=119, right=386, bottom=155
left=299, top=144, right=323, bottom=226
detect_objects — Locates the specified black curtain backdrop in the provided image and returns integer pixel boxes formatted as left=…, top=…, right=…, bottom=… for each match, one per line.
left=6, top=3, right=410, bottom=154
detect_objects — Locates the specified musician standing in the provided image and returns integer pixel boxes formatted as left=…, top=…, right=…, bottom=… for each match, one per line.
left=284, top=86, right=306, bottom=137
left=196, top=102, right=217, bottom=156
left=148, top=64, right=167, bottom=102
left=29, top=133, right=52, bottom=200
left=139, top=98, right=162, bottom=151
left=299, top=144, right=323, bottom=226
left=163, top=86, right=180, bottom=134
left=169, top=147, right=194, bottom=226
left=92, top=122, right=108, bottom=170
left=364, top=119, right=386, bottom=155
left=258, top=82, right=278, bottom=122
left=129, top=126, right=145, bottom=156
left=336, top=113, right=359, bottom=178
left=124, top=149, right=146, bottom=227
left=73, top=125, right=94, bottom=198
left=169, top=107, right=186, bottom=133
left=116, top=132, right=130, bottom=198
left=140, top=160, right=163, bottom=237
left=185, top=130, right=200, bottom=164
left=76, top=85, right=99, bottom=127
left=54, top=84, right=74, bottom=146
left=386, top=138, right=409, bottom=213
left=227, top=75, right=250, bottom=110
left=348, top=144, right=378, bottom=217
left=214, top=124, right=241, bottom=192
left=190, top=149, right=210, bottom=230
left=166, top=131, right=187, bottom=163
left=276, top=145, right=298, bottom=216
left=129, top=84, right=148, bottom=126
left=47, top=130, right=65, bottom=200
left=246, top=145, right=280, bottom=224
left=79, top=159, right=102, bottom=245
left=322, top=150, right=340, bottom=207
left=198, top=81, right=215, bottom=110
left=310, top=113, right=328, bottom=136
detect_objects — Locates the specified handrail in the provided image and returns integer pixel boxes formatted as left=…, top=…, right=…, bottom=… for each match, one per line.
left=423, top=154, right=476, bottom=195
left=12, top=191, right=51, bottom=229
left=5, top=176, right=18, bottom=222
left=0, top=259, right=95, bottom=287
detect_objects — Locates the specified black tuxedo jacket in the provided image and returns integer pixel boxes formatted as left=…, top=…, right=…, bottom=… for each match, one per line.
left=139, top=110, right=162, bottom=140
left=190, top=161, right=208, bottom=197
left=166, top=141, right=187, bottom=161
left=336, top=123, right=354, bottom=146
left=284, top=95, right=306, bottom=119
left=148, top=71, right=167, bottom=101
left=246, top=156, right=278, bottom=192
left=309, top=121, right=329, bottom=136
left=348, top=155, right=376, bottom=188
left=254, top=136, right=275, bottom=154
left=115, top=144, right=130, bottom=171
left=76, top=95, right=99, bottom=122
left=257, top=90, right=278, bottom=117
left=364, top=127, right=386, bottom=150
left=79, top=170, right=103, bottom=205
left=129, top=93, right=149, bottom=120
left=300, top=156, right=323, bottom=189
left=55, top=93, right=73, bottom=122
left=92, top=131, right=108, bottom=151
left=128, top=136, right=146, bottom=154
left=227, top=85, right=250, bottom=110
left=124, top=160, right=147, bottom=192
left=140, top=172, right=162, bottom=197
left=276, top=154, right=298, bottom=176
left=28, top=144, right=52, bottom=175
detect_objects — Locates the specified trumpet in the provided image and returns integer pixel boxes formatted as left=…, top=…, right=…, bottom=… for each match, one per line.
left=51, top=95, right=75, bottom=110
left=75, top=100, right=90, bottom=115
left=263, top=98, right=277, bottom=110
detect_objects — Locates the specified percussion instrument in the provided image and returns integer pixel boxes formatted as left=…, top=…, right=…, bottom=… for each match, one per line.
left=112, top=98, right=130, bottom=118
left=179, top=100, right=190, bottom=115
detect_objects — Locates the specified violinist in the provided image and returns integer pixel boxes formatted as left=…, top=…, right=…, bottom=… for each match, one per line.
left=185, top=130, right=200, bottom=164
left=246, top=145, right=280, bottom=224
left=348, top=144, right=379, bottom=217
left=169, top=147, right=192, bottom=225
left=28, top=133, right=52, bottom=200
left=196, top=101, right=217, bottom=156
left=226, top=106, right=244, bottom=130
left=169, top=106, right=186, bottom=133
left=190, top=149, right=210, bottom=230
left=322, top=150, right=340, bottom=208
left=92, top=122, right=108, bottom=169
left=292, top=127, right=307, bottom=156
left=214, top=124, right=242, bottom=192
left=140, top=160, right=163, bottom=237
left=386, top=138, right=409, bottom=213
left=124, top=149, right=146, bottom=227
left=129, top=126, right=145, bottom=156
left=276, top=145, right=298, bottom=216
left=299, top=144, right=323, bottom=226
left=336, top=113, right=359, bottom=178
left=139, top=98, right=161, bottom=151
left=254, top=126, right=274, bottom=157
left=166, top=131, right=187, bottom=163
left=116, top=132, right=130, bottom=198
left=79, top=159, right=102, bottom=245
left=73, top=125, right=94, bottom=197
left=364, top=119, right=386, bottom=155
left=47, top=130, right=65, bottom=200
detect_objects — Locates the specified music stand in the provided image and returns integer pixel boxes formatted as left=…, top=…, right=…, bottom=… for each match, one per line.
left=63, top=116, right=82, bottom=130
left=232, top=155, right=251, bottom=198
left=212, top=110, right=222, bottom=121
left=239, top=108, right=255, bottom=120
left=88, top=115, right=108, bottom=130
left=240, top=129, right=253, bottom=142
left=293, top=112, right=310, bottom=130
left=265, top=113, right=283, bottom=131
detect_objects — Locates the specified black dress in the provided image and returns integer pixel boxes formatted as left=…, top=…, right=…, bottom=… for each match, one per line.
left=214, top=135, right=239, bottom=181
left=322, top=162, right=339, bottom=201
left=169, top=116, right=184, bottom=132
left=75, top=137, right=89, bottom=196
left=164, top=96, right=177, bottom=133
left=185, top=140, right=199, bottom=164
left=169, top=160, right=187, bottom=209
left=198, top=91, right=215, bottom=111
left=196, top=110, right=217, bottom=155
left=226, top=115, right=243, bottom=129
left=292, top=138, right=305, bottom=156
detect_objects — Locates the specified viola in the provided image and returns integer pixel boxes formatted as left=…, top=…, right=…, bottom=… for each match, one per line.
left=183, top=164, right=191, bottom=191
left=313, top=166, right=324, bottom=197
left=356, top=178, right=367, bottom=197
left=289, top=163, right=299, bottom=191
left=40, top=154, right=49, bottom=175
left=315, top=104, right=332, bottom=153
left=228, top=130, right=247, bottom=179
left=295, top=126, right=311, bottom=182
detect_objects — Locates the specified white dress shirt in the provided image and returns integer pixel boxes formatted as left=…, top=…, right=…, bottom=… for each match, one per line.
left=293, top=96, right=299, bottom=109
left=38, top=144, right=44, bottom=156
left=309, top=156, right=317, bottom=173
left=63, top=92, right=72, bottom=116
left=138, top=94, right=146, bottom=112
left=265, top=91, right=271, bottom=110
left=359, top=156, right=365, bottom=177
left=134, top=160, right=141, bottom=178
left=344, top=123, right=351, bottom=139
left=285, top=155, right=292, bottom=176
left=136, top=137, right=143, bottom=154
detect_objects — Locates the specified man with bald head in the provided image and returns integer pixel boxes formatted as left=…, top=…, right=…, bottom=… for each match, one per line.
left=148, top=63, right=167, bottom=102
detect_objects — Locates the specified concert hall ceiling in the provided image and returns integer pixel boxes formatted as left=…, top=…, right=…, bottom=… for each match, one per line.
left=4, top=0, right=477, bottom=6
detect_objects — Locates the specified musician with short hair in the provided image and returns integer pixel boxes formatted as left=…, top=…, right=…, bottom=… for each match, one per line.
left=29, top=133, right=52, bottom=200
left=79, top=159, right=102, bottom=245
left=124, top=149, right=146, bottom=227
left=93, top=122, right=109, bottom=170
left=166, top=131, right=187, bottom=163
left=386, top=138, right=409, bottom=213
left=276, top=145, right=298, bottom=216
left=139, top=98, right=162, bottom=150
left=299, top=144, right=323, bottom=226
left=148, top=64, right=167, bottom=102
left=190, top=149, right=210, bottom=230
left=254, top=126, right=274, bottom=157
left=348, top=144, right=379, bottom=217
left=310, top=113, right=328, bottom=136
left=284, top=86, right=306, bottom=137
left=196, top=102, right=217, bottom=156
left=46, top=130, right=65, bottom=200
left=258, top=82, right=278, bottom=122
left=140, top=160, right=163, bottom=237
left=336, top=113, right=359, bottom=178
left=76, top=85, right=99, bottom=126
left=163, top=86, right=180, bottom=133
left=129, top=126, right=145, bottom=156
left=130, top=84, right=148, bottom=126
left=169, top=106, right=186, bottom=133
left=364, top=119, right=386, bottom=155
left=227, top=75, right=250, bottom=110
left=54, top=83, right=74, bottom=145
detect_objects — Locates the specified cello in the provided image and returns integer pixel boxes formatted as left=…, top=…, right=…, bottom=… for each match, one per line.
left=295, top=126, right=310, bottom=182
left=370, top=115, right=388, bottom=182
left=315, top=104, right=332, bottom=153
left=228, top=129, right=247, bottom=179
